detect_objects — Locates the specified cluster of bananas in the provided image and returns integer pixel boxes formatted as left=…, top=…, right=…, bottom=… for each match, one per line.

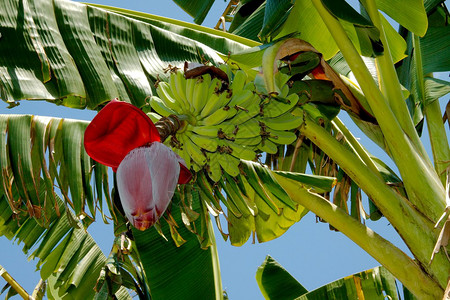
left=149, top=65, right=302, bottom=182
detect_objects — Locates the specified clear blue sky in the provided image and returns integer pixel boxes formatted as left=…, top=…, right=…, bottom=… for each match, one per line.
left=0, top=1, right=448, bottom=299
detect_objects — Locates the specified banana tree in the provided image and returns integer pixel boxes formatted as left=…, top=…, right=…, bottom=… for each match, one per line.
left=0, top=0, right=449, bottom=299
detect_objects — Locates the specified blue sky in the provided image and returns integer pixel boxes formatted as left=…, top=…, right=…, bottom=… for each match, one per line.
left=0, top=1, right=448, bottom=299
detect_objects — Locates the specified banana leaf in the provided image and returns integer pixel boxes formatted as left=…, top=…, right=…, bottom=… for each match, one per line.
left=132, top=190, right=223, bottom=300
left=0, top=114, right=110, bottom=224
left=170, top=0, right=215, bottom=25
left=0, top=0, right=253, bottom=110
left=256, top=255, right=308, bottom=300
left=256, top=255, right=401, bottom=300
left=0, top=189, right=131, bottom=299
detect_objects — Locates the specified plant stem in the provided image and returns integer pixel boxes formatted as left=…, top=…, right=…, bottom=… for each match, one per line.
left=207, top=216, right=223, bottom=300
left=0, top=265, right=31, bottom=300
left=311, top=0, right=445, bottom=222
left=361, top=0, right=429, bottom=160
left=412, top=34, right=450, bottom=185
left=332, top=117, right=381, bottom=179
left=274, top=174, right=443, bottom=300
left=300, top=116, right=450, bottom=286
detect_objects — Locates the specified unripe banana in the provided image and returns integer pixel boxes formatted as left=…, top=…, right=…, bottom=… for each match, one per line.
left=217, top=152, right=240, bottom=177
left=172, top=141, right=191, bottom=170
left=261, top=93, right=298, bottom=118
left=267, top=130, right=297, bottom=145
left=261, top=111, right=303, bottom=131
left=243, top=81, right=255, bottom=91
left=230, top=118, right=260, bottom=139
left=232, top=100, right=261, bottom=125
left=192, top=74, right=211, bottom=114
left=185, top=77, right=196, bottom=109
left=150, top=96, right=177, bottom=116
left=227, top=89, right=254, bottom=110
left=219, top=139, right=257, bottom=161
left=200, top=90, right=231, bottom=119
left=208, top=77, right=222, bottom=95
left=258, top=139, right=278, bottom=154
left=280, top=84, right=290, bottom=98
left=192, top=123, right=234, bottom=138
left=206, top=152, right=223, bottom=182
left=198, top=105, right=235, bottom=126
left=179, top=133, right=206, bottom=167
left=146, top=112, right=161, bottom=124
left=219, top=63, right=233, bottom=81
left=187, top=131, right=219, bottom=152
left=170, top=71, right=190, bottom=112
left=157, top=82, right=184, bottom=112
left=235, top=136, right=262, bottom=146
left=229, top=69, right=247, bottom=94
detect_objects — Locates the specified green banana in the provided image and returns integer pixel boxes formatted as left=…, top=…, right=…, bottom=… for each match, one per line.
left=235, top=136, right=262, bottom=146
left=194, top=118, right=260, bottom=140
left=206, top=152, right=223, bottom=182
left=150, top=96, right=177, bottom=116
left=261, top=111, right=303, bottom=131
left=232, top=118, right=261, bottom=139
left=157, top=82, right=184, bottom=113
left=219, top=63, right=233, bottom=82
left=187, top=131, right=219, bottom=152
left=192, top=123, right=234, bottom=138
left=244, top=81, right=256, bottom=91
left=275, top=72, right=291, bottom=97
left=198, top=104, right=236, bottom=126
left=185, top=77, right=196, bottom=109
left=146, top=112, right=161, bottom=124
left=172, top=142, right=191, bottom=170
left=267, top=130, right=297, bottom=145
left=179, top=134, right=206, bottom=168
left=240, top=161, right=280, bottom=214
left=200, top=90, right=231, bottom=119
left=219, top=139, right=257, bottom=161
left=170, top=71, right=190, bottom=112
left=192, top=74, right=211, bottom=114
left=216, top=152, right=240, bottom=177
left=208, top=77, right=222, bottom=95
left=261, top=93, right=298, bottom=118
left=229, top=69, right=247, bottom=94
left=227, top=89, right=254, bottom=109
left=258, top=139, right=278, bottom=154
left=232, top=101, right=261, bottom=125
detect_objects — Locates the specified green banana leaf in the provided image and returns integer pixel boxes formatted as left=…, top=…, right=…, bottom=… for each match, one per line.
left=171, top=0, right=215, bottom=25
left=0, top=189, right=131, bottom=299
left=0, top=0, right=254, bottom=110
left=132, top=190, right=223, bottom=300
left=0, top=114, right=110, bottom=224
left=256, top=255, right=308, bottom=300
left=375, top=0, right=427, bottom=36
left=397, top=6, right=450, bottom=134
left=256, top=256, right=400, bottom=300
left=230, top=2, right=266, bottom=42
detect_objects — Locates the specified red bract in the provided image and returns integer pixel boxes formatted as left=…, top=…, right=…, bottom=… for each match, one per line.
left=84, top=100, right=192, bottom=230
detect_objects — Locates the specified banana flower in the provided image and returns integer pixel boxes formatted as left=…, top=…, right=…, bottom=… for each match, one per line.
left=84, top=100, right=191, bottom=230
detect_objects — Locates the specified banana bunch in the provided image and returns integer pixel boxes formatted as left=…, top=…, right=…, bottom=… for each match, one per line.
left=150, top=64, right=302, bottom=182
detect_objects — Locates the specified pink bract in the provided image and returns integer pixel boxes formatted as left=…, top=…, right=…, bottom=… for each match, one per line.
left=84, top=100, right=193, bottom=230
left=117, top=143, right=180, bottom=230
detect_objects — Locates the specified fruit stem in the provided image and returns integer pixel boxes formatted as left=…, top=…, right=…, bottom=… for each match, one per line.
left=155, top=114, right=183, bottom=142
